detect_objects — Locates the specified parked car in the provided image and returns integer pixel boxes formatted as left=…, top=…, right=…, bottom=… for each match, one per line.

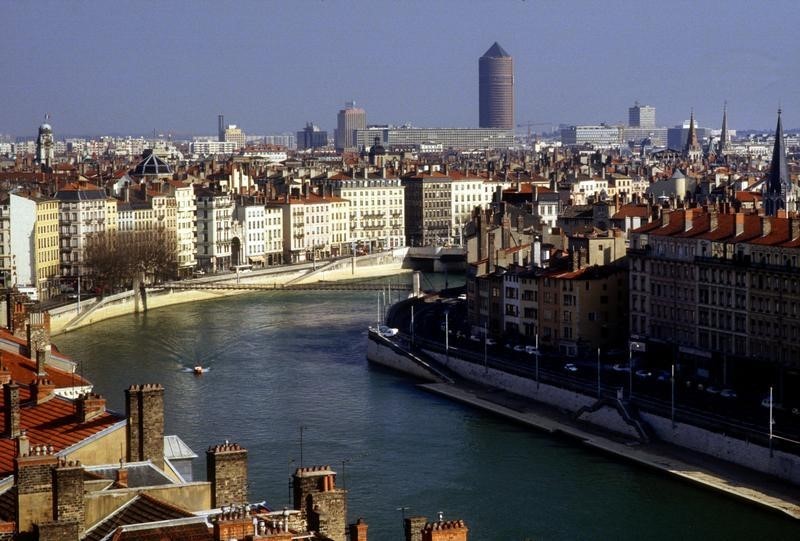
left=634, top=369, right=652, bottom=379
left=469, top=335, right=481, bottom=343
left=485, top=338, right=497, bottom=346
left=705, top=386, right=721, bottom=395
left=563, top=363, right=578, bottom=373
left=720, top=389, right=737, bottom=399
left=457, top=293, right=467, bottom=301
left=513, top=345, right=526, bottom=352
left=525, top=346, right=539, bottom=355
left=378, top=325, right=398, bottom=337
left=613, top=363, right=630, bottom=372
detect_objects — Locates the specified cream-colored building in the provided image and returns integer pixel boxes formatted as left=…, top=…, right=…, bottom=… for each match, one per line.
left=450, top=172, right=507, bottom=241
left=196, top=188, right=233, bottom=272
left=324, top=171, right=405, bottom=251
left=55, top=182, right=115, bottom=278
left=270, top=192, right=351, bottom=263
left=265, top=206, right=283, bottom=265
left=4, top=193, right=60, bottom=299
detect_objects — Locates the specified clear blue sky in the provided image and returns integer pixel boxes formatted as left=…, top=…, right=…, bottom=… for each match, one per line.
left=2, top=0, right=797, bottom=137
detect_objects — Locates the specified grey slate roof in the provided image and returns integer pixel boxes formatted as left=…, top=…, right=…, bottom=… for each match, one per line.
left=164, top=434, right=198, bottom=460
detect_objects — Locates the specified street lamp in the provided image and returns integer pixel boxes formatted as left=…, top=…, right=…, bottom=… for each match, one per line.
left=629, top=339, right=646, bottom=400
left=444, top=310, right=449, bottom=364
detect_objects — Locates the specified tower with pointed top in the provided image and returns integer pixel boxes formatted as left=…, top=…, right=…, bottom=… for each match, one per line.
left=35, top=116, right=54, bottom=172
left=479, top=42, right=514, bottom=129
left=763, top=109, right=796, bottom=216
left=717, top=102, right=730, bottom=157
left=683, top=109, right=702, bottom=162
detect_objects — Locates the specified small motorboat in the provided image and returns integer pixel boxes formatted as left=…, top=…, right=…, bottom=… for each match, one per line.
left=193, top=365, right=205, bottom=375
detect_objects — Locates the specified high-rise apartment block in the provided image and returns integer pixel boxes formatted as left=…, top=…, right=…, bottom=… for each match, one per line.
left=224, top=125, right=246, bottom=149
left=479, top=42, right=513, bottom=129
left=335, top=102, right=366, bottom=152
left=297, top=123, right=329, bottom=150
left=628, top=102, right=656, bottom=128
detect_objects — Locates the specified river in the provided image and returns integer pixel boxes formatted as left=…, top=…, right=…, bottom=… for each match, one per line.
left=53, top=274, right=799, bottom=540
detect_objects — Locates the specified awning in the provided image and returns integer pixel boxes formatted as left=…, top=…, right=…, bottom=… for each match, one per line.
left=248, top=256, right=265, bottom=263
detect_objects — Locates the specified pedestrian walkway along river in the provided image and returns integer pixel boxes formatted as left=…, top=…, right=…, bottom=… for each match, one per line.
left=53, top=275, right=799, bottom=540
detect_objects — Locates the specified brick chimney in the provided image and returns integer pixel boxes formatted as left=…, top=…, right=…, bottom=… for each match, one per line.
left=684, top=208, right=695, bottom=232
left=293, top=465, right=347, bottom=541
left=0, top=363, right=10, bottom=385
left=14, top=444, right=59, bottom=532
left=735, top=213, right=745, bottom=237
left=125, top=384, right=165, bottom=469
left=76, top=393, right=106, bottom=423
left=17, top=432, right=30, bottom=457
left=791, top=217, right=800, bottom=240
left=405, top=516, right=428, bottom=541
left=422, top=519, right=469, bottom=541
left=52, top=459, right=85, bottom=527
left=213, top=506, right=253, bottom=541
left=36, top=345, right=51, bottom=376
left=761, top=216, right=772, bottom=237
left=31, top=376, right=56, bottom=405
left=206, top=442, right=248, bottom=508
left=709, top=208, right=719, bottom=231
left=26, top=312, right=51, bottom=359
left=4, top=382, right=20, bottom=438
left=349, top=518, right=368, bottom=541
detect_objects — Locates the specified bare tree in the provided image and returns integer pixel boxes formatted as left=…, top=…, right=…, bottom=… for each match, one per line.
left=84, top=229, right=177, bottom=293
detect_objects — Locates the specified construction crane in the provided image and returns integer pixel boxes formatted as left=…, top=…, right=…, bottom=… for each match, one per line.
left=516, top=122, right=552, bottom=144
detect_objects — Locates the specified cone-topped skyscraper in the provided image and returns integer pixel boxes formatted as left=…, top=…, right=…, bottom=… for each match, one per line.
left=479, top=42, right=513, bottom=129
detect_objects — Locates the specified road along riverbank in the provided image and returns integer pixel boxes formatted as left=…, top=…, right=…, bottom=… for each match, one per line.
left=366, top=331, right=800, bottom=521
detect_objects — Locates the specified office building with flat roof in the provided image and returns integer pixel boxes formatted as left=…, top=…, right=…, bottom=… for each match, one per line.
left=335, top=102, right=366, bottom=151
left=355, top=127, right=514, bottom=150
left=628, top=102, right=656, bottom=128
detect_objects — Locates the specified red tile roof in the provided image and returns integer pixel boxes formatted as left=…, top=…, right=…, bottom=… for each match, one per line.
left=0, top=386, right=123, bottom=477
left=611, top=204, right=649, bottom=220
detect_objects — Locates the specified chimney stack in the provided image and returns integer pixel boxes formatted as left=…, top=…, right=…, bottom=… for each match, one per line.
left=32, top=376, right=55, bottom=405
left=76, top=393, right=106, bottom=423
left=4, top=382, right=20, bottom=438
left=0, top=362, right=10, bottom=385
left=36, top=345, right=51, bottom=376
left=735, top=213, right=745, bottom=237
left=761, top=216, right=772, bottom=237
left=349, top=518, right=368, bottom=541
left=125, top=384, right=165, bottom=469
left=207, top=442, right=248, bottom=508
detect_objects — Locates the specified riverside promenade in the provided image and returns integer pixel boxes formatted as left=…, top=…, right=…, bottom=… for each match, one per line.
left=48, top=251, right=411, bottom=335
left=422, top=382, right=800, bottom=520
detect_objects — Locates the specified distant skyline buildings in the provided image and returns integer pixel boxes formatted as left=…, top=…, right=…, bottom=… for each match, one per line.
left=335, top=102, right=366, bottom=152
left=2, top=2, right=797, bottom=137
left=479, top=42, right=514, bottom=130
left=628, top=102, right=656, bottom=128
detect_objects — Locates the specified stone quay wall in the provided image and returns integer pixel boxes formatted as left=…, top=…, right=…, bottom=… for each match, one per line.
left=422, top=348, right=800, bottom=486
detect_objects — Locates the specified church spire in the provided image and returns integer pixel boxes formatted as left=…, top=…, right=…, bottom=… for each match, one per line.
left=767, top=108, right=789, bottom=194
left=684, top=108, right=701, bottom=161
left=763, top=109, right=794, bottom=216
left=719, top=102, right=729, bottom=145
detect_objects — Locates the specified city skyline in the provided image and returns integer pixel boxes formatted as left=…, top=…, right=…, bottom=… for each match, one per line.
left=2, top=0, right=798, bottom=137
